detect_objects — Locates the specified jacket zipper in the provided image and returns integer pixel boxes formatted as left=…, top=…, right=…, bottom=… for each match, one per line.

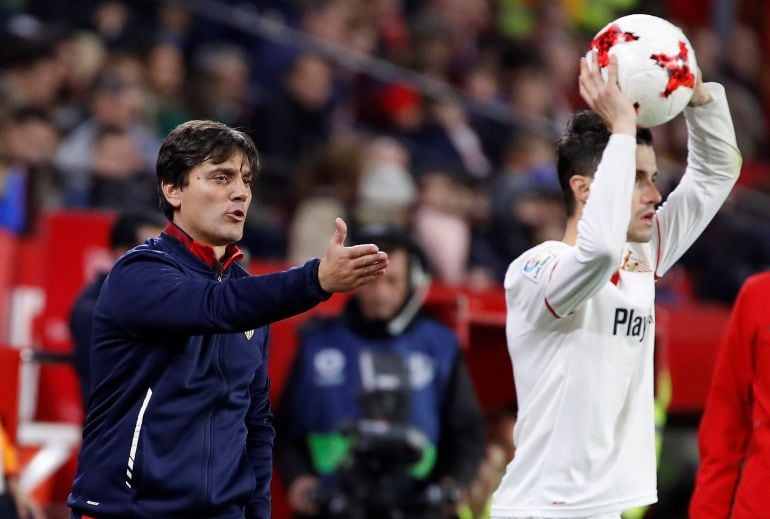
left=203, top=272, right=229, bottom=502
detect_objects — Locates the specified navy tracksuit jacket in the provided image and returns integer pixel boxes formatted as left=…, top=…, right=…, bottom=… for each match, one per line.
left=68, top=225, right=330, bottom=519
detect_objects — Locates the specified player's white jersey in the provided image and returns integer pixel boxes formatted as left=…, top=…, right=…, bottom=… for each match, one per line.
left=492, top=83, right=741, bottom=518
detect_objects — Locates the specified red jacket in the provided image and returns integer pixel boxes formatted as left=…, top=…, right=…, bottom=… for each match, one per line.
left=690, top=272, right=770, bottom=518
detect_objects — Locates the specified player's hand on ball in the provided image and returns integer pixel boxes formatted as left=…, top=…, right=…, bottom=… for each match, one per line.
left=318, top=217, right=388, bottom=292
left=579, top=53, right=637, bottom=136
left=688, top=66, right=713, bottom=107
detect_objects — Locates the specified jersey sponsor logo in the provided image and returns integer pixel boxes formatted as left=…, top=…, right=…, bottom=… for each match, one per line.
left=313, top=348, right=346, bottom=386
left=521, top=251, right=556, bottom=282
left=620, top=248, right=652, bottom=273
left=244, top=329, right=254, bottom=340
left=613, top=308, right=654, bottom=342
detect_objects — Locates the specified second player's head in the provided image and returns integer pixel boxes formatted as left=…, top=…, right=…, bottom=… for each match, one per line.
left=557, top=111, right=662, bottom=243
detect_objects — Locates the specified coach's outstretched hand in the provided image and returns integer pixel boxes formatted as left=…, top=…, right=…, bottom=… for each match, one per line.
left=318, top=218, right=388, bottom=293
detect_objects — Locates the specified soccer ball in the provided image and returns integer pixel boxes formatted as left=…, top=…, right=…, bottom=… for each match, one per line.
left=586, top=14, right=698, bottom=128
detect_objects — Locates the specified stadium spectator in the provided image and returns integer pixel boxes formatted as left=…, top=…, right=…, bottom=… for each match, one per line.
left=87, top=125, right=157, bottom=210
left=55, top=69, right=159, bottom=206
left=276, top=225, right=484, bottom=519
left=0, top=107, right=62, bottom=233
left=0, top=22, right=63, bottom=119
left=354, top=136, right=416, bottom=229
left=250, top=53, right=334, bottom=208
left=142, top=40, right=190, bottom=136
left=288, top=137, right=362, bottom=265
left=67, top=120, right=388, bottom=519
left=414, top=166, right=475, bottom=285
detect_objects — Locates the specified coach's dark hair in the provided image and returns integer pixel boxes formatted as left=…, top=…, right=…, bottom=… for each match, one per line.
left=557, top=110, right=652, bottom=217
left=156, top=120, right=260, bottom=219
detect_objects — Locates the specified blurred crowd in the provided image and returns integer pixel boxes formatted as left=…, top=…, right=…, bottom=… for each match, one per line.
left=0, top=0, right=768, bottom=302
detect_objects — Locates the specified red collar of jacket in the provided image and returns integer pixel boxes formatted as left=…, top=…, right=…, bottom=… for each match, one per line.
left=165, top=222, right=244, bottom=272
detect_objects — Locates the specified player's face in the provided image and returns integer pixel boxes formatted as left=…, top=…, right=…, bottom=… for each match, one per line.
left=626, top=144, right=662, bottom=243
left=165, top=150, right=252, bottom=252
left=356, top=248, right=410, bottom=321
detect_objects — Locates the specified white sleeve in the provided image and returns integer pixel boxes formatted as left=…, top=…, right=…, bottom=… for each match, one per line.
left=652, top=83, right=742, bottom=277
left=544, top=134, right=636, bottom=317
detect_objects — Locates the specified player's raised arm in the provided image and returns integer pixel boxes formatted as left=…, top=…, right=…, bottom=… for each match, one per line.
left=542, top=54, right=638, bottom=317
left=651, top=68, right=742, bottom=277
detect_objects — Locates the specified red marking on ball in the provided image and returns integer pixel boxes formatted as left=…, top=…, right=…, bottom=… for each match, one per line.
left=650, top=41, right=695, bottom=97
left=589, top=24, right=640, bottom=67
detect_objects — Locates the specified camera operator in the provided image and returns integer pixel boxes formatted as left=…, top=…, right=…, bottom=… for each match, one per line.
left=275, top=226, right=485, bottom=519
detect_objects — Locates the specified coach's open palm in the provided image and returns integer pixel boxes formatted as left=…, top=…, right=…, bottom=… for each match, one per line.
left=318, top=218, right=389, bottom=292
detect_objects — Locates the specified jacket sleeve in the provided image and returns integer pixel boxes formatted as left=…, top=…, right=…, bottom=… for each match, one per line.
left=100, top=251, right=330, bottom=336
left=690, top=275, right=759, bottom=518
left=245, top=330, right=276, bottom=519
left=274, top=344, right=317, bottom=487
left=431, top=351, right=485, bottom=486
left=544, top=134, right=636, bottom=317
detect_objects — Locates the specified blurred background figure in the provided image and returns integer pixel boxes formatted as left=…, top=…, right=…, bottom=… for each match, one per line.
left=414, top=166, right=475, bottom=285
left=54, top=69, right=159, bottom=206
left=690, top=272, right=770, bottom=518
left=0, top=422, right=45, bottom=519
left=0, top=107, right=62, bottom=234
left=87, top=125, right=157, bottom=210
left=69, top=210, right=164, bottom=407
left=276, top=226, right=484, bottom=519
left=355, top=136, right=417, bottom=229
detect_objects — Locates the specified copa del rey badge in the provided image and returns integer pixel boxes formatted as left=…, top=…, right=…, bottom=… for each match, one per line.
left=244, top=329, right=255, bottom=340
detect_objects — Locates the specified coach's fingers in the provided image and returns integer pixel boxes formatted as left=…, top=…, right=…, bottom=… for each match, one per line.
left=350, top=251, right=388, bottom=269
left=346, top=243, right=381, bottom=258
left=331, top=217, right=347, bottom=247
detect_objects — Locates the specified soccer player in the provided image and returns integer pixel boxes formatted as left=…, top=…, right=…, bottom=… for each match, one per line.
left=490, top=53, right=741, bottom=519
left=67, top=120, right=388, bottom=519
left=690, top=272, right=770, bottom=518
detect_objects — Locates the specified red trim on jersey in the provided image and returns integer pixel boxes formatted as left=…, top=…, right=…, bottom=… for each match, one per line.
left=610, top=270, right=621, bottom=286
left=165, top=222, right=244, bottom=272
left=544, top=258, right=562, bottom=318
left=544, top=298, right=561, bottom=319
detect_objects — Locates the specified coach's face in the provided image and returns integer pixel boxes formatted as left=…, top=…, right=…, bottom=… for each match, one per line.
left=163, top=150, right=252, bottom=255
left=627, top=144, right=662, bottom=243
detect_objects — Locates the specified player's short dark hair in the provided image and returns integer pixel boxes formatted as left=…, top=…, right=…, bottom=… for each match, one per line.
left=557, top=111, right=652, bottom=217
left=156, top=120, right=260, bottom=219
left=110, top=210, right=165, bottom=250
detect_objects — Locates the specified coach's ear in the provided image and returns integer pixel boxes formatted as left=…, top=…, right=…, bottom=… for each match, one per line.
left=569, top=174, right=592, bottom=207
left=161, top=182, right=182, bottom=210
